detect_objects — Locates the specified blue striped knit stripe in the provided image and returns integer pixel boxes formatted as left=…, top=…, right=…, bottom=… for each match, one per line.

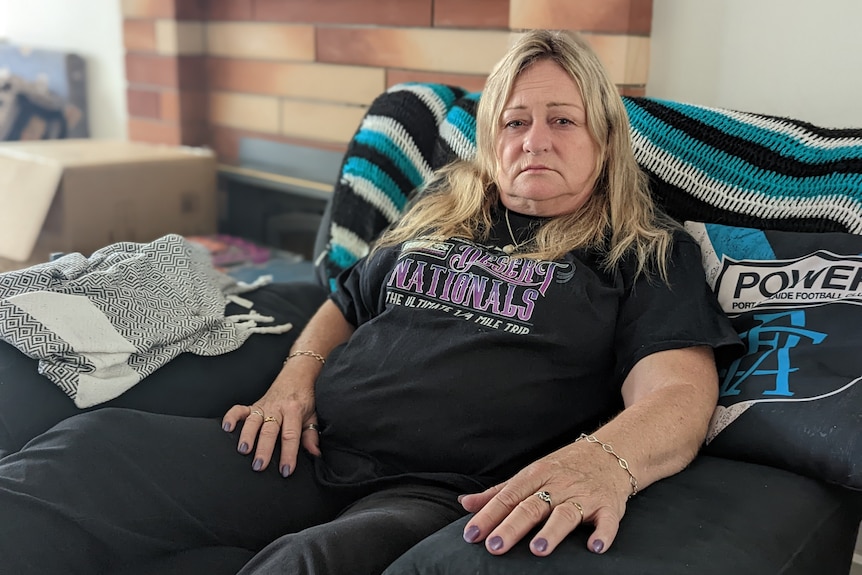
left=328, top=243, right=360, bottom=269
left=626, top=107, right=862, bottom=201
left=341, top=156, right=409, bottom=212
left=445, top=99, right=479, bottom=145
left=353, top=129, right=425, bottom=189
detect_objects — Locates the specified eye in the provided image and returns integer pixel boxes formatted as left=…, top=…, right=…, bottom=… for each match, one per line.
left=554, top=118, right=575, bottom=126
left=505, top=119, right=525, bottom=128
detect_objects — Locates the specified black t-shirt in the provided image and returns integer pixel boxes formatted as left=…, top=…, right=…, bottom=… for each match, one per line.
left=313, top=220, right=741, bottom=492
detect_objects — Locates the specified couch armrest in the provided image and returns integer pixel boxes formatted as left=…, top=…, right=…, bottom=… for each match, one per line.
left=385, top=455, right=862, bottom=575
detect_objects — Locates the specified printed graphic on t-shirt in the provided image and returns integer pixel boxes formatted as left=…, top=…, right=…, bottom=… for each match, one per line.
left=384, top=238, right=574, bottom=335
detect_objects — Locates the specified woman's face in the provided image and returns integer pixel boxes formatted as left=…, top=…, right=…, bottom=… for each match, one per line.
left=494, top=59, right=599, bottom=217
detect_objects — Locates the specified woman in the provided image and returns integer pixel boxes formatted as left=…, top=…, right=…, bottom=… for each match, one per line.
left=0, top=30, right=740, bottom=574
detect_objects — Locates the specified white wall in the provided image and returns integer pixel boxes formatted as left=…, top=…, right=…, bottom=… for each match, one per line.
left=0, top=0, right=127, bottom=139
left=648, top=0, right=862, bottom=127
left=0, top=0, right=860, bottom=139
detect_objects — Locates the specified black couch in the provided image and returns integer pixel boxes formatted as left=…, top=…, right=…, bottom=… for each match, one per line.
left=1, top=84, right=860, bottom=574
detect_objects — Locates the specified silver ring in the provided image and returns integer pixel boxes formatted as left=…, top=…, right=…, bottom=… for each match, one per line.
left=535, top=491, right=552, bottom=506
left=249, top=408, right=265, bottom=419
left=303, top=423, right=320, bottom=432
left=573, top=501, right=584, bottom=522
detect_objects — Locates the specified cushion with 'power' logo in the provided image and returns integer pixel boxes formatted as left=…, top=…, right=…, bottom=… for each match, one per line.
left=686, top=221, right=862, bottom=490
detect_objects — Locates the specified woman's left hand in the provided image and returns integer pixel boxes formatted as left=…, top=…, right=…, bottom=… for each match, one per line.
left=458, top=439, right=631, bottom=556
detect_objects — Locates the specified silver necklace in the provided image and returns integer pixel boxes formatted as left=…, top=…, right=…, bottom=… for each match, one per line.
left=503, top=208, right=526, bottom=254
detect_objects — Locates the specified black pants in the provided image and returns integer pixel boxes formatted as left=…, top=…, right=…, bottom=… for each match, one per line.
left=0, top=408, right=465, bottom=575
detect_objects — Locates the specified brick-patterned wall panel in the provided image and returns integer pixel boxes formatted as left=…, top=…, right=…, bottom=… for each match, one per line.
left=386, top=70, right=488, bottom=93
left=510, top=0, right=652, bottom=34
left=253, top=0, right=433, bottom=27
left=127, top=88, right=162, bottom=119
left=205, top=0, right=253, bottom=21
left=125, top=53, right=179, bottom=88
left=280, top=100, right=368, bottom=143
left=209, top=92, right=280, bottom=134
left=122, top=0, right=207, bottom=20
left=156, top=21, right=206, bottom=55
left=584, top=34, right=650, bottom=87
left=317, top=28, right=514, bottom=74
left=206, top=23, right=314, bottom=60
left=433, top=0, right=510, bottom=29
left=179, top=91, right=208, bottom=123
left=121, top=0, right=652, bottom=159
left=122, top=0, right=209, bottom=147
left=121, top=0, right=177, bottom=19
left=123, top=20, right=158, bottom=52
left=207, top=59, right=384, bottom=105
left=127, top=117, right=183, bottom=145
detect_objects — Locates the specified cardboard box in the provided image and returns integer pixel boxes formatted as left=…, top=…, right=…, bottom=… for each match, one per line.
left=0, top=139, right=217, bottom=262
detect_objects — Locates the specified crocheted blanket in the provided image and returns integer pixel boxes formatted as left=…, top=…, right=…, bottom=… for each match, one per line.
left=0, top=234, right=292, bottom=407
left=624, top=98, right=862, bottom=234
left=317, top=84, right=862, bottom=290
left=318, top=83, right=476, bottom=290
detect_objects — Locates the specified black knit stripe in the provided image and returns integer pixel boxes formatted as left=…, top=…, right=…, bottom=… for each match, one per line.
left=334, top=190, right=396, bottom=240
left=751, top=113, right=862, bottom=139
left=648, top=175, right=851, bottom=234
left=367, top=87, right=466, bottom=166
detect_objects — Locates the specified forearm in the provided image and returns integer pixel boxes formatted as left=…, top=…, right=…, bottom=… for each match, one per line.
left=587, top=347, right=718, bottom=496
left=277, top=299, right=355, bottom=384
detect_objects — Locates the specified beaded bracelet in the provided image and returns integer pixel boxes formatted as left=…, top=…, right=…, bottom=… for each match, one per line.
left=577, top=433, right=639, bottom=498
left=284, top=350, right=326, bottom=365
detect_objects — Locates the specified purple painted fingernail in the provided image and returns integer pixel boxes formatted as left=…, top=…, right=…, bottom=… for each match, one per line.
left=252, top=458, right=263, bottom=471
left=457, top=494, right=466, bottom=503
left=488, top=536, right=504, bottom=551
left=592, top=539, right=605, bottom=553
left=280, top=464, right=291, bottom=478
left=238, top=442, right=249, bottom=454
left=463, top=525, right=480, bottom=543
left=532, top=538, right=548, bottom=553
left=222, top=422, right=231, bottom=432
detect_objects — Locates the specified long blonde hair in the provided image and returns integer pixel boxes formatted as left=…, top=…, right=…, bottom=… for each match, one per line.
left=376, top=29, right=677, bottom=280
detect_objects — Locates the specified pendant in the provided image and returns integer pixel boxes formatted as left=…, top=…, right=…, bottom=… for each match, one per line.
left=503, top=244, right=516, bottom=254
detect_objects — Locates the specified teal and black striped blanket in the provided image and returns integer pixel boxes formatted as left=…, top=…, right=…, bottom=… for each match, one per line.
left=316, top=83, right=862, bottom=290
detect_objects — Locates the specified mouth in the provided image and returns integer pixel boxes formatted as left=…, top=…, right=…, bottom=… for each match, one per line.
left=520, top=165, right=552, bottom=174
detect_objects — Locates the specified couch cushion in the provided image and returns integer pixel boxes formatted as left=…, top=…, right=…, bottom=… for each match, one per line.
left=686, top=221, right=862, bottom=490
left=384, top=455, right=862, bottom=575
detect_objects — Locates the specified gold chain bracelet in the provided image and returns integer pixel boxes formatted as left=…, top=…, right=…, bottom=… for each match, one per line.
left=284, top=350, right=326, bottom=365
left=577, top=433, right=638, bottom=498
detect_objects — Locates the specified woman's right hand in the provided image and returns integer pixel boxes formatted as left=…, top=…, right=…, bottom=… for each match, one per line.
left=222, top=368, right=321, bottom=478
left=221, top=300, right=355, bottom=477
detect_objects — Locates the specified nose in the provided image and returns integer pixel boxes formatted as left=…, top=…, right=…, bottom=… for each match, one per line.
left=523, top=122, right=551, bottom=154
